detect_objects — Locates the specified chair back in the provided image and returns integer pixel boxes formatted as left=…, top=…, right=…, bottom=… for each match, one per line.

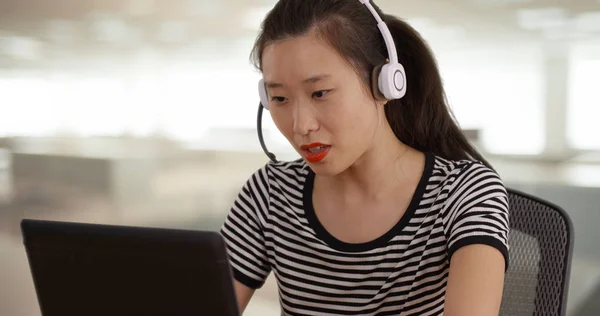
left=500, top=188, right=574, bottom=316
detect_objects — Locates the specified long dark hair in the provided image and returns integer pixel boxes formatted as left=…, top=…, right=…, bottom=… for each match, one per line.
left=250, top=0, right=492, bottom=168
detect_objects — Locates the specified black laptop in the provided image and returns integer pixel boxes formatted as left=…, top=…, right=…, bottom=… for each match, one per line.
left=20, top=218, right=240, bottom=316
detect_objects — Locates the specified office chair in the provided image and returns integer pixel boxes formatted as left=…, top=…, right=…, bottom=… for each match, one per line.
left=500, top=188, right=574, bottom=316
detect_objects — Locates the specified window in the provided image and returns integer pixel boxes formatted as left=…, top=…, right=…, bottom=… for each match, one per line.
left=438, top=46, right=545, bottom=155
left=568, top=42, right=600, bottom=150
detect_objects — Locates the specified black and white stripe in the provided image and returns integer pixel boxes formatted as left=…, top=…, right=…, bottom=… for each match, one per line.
left=221, top=152, right=509, bottom=315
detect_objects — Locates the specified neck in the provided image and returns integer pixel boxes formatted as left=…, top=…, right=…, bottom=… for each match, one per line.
left=319, top=122, right=425, bottom=203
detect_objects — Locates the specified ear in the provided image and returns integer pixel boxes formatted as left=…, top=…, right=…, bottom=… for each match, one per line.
left=371, top=62, right=389, bottom=103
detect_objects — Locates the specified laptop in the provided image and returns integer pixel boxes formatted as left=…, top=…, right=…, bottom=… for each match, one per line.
left=20, top=218, right=240, bottom=316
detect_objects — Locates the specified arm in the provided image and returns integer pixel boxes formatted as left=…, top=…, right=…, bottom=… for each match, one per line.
left=220, top=166, right=273, bottom=315
left=443, top=163, right=510, bottom=315
left=234, top=279, right=256, bottom=314
left=443, top=244, right=506, bottom=316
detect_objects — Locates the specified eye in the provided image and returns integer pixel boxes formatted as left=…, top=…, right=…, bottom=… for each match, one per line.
left=312, top=90, right=331, bottom=99
left=271, top=96, right=287, bottom=104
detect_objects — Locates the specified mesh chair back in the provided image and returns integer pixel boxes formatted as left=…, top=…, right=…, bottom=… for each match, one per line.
left=500, top=188, right=574, bottom=316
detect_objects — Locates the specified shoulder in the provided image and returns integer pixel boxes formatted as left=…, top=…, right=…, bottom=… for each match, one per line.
left=433, top=155, right=511, bottom=270
left=247, top=158, right=311, bottom=193
left=429, top=155, right=508, bottom=211
left=432, top=154, right=507, bottom=200
left=265, top=158, right=311, bottom=179
left=431, top=154, right=499, bottom=180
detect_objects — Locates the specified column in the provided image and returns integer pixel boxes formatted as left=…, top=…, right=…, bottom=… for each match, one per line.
left=541, top=41, right=572, bottom=159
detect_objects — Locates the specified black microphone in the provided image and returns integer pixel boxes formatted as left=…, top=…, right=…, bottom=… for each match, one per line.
left=257, top=102, right=278, bottom=163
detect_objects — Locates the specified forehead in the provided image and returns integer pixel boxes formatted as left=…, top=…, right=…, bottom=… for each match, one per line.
left=261, top=34, right=351, bottom=82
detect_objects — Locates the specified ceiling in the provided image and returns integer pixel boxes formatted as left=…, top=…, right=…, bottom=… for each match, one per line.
left=379, top=0, right=600, bottom=43
left=0, top=0, right=599, bottom=66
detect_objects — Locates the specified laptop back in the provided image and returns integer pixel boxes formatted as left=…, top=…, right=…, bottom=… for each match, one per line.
left=20, top=219, right=239, bottom=316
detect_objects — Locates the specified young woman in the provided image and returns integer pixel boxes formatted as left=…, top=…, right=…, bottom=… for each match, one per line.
left=220, top=0, right=510, bottom=315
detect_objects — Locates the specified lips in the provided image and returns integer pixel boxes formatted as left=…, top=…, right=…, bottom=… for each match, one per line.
left=300, top=142, right=331, bottom=163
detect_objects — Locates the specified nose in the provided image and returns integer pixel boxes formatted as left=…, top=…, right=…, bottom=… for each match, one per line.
left=292, top=102, right=319, bottom=136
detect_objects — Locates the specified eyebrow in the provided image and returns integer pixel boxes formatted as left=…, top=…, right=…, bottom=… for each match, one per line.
left=265, top=74, right=331, bottom=89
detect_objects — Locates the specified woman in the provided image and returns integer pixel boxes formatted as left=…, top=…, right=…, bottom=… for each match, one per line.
left=220, top=0, right=509, bottom=315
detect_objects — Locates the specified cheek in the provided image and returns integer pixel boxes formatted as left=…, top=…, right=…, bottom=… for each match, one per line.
left=337, top=114, right=370, bottom=141
left=269, top=110, right=294, bottom=137
left=332, top=96, right=377, bottom=136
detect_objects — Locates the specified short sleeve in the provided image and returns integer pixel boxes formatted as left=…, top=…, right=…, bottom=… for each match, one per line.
left=220, top=165, right=272, bottom=289
left=445, top=163, right=510, bottom=271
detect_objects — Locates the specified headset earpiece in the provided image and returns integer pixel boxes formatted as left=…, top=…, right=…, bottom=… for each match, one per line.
left=258, top=79, right=269, bottom=110
left=378, top=62, right=406, bottom=100
left=371, top=63, right=387, bottom=102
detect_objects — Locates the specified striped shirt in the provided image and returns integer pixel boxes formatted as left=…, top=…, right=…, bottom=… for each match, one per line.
left=220, top=152, right=510, bottom=315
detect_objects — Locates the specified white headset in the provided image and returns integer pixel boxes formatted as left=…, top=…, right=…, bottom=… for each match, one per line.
left=257, top=0, right=407, bottom=110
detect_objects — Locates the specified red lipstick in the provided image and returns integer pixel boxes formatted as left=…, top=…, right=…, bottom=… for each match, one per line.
left=300, top=142, right=331, bottom=163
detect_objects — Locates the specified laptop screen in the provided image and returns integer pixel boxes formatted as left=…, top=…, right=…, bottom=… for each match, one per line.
left=21, top=219, right=240, bottom=316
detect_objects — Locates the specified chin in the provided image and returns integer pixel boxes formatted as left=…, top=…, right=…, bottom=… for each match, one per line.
left=303, top=158, right=345, bottom=177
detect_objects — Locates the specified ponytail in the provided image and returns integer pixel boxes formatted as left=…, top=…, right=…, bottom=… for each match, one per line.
left=382, top=14, right=492, bottom=168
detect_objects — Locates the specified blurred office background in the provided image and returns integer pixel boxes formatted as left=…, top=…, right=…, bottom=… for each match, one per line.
left=0, top=0, right=599, bottom=315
